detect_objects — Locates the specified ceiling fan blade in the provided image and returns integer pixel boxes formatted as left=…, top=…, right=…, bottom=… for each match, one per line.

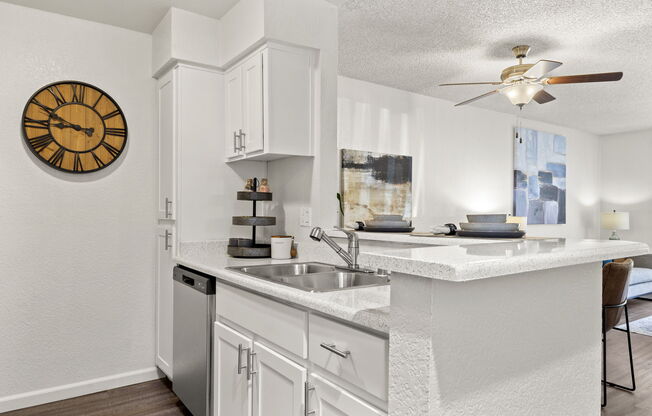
left=532, top=90, right=556, bottom=104
left=523, top=60, right=563, bottom=79
left=440, top=81, right=503, bottom=86
left=454, top=90, right=500, bottom=106
left=545, top=72, right=623, bottom=85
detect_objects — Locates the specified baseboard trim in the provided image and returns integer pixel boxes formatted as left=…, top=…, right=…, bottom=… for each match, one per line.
left=0, top=367, right=163, bottom=413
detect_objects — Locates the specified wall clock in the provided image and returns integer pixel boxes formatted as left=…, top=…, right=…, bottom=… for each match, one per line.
left=22, top=81, right=127, bottom=173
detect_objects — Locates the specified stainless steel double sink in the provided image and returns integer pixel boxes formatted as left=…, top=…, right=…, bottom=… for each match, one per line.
left=226, top=262, right=389, bottom=293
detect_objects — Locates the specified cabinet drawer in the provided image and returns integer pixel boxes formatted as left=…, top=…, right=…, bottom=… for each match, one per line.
left=216, top=283, right=307, bottom=358
left=308, top=314, right=388, bottom=401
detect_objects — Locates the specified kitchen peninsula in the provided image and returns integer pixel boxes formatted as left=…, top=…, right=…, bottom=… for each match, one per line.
left=176, top=235, right=648, bottom=416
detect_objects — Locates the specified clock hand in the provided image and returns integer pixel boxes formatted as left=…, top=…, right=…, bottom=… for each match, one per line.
left=48, top=112, right=95, bottom=137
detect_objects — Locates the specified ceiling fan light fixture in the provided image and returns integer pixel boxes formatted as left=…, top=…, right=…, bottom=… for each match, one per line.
left=501, top=83, right=543, bottom=107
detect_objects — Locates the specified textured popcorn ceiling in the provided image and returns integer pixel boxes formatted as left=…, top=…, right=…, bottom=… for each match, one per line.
left=337, top=0, right=652, bottom=135
left=1, top=0, right=239, bottom=33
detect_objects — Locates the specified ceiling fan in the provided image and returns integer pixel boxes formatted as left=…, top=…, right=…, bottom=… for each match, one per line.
left=440, top=45, right=623, bottom=108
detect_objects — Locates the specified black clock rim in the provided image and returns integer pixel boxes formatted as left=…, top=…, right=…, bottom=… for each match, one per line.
left=21, top=80, right=128, bottom=174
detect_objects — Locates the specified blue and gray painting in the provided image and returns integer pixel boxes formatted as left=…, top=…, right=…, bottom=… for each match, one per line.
left=514, top=128, right=566, bottom=225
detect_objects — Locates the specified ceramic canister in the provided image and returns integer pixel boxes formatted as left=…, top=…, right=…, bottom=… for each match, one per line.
left=271, top=235, right=293, bottom=259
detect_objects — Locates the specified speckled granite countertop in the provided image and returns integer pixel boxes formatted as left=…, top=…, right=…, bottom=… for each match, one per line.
left=175, top=240, right=393, bottom=333
left=175, top=236, right=648, bottom=333
left=358, top=238, right=649, bottom=282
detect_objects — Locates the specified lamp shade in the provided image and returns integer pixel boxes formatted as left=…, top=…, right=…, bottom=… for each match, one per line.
left=601, top=211, right=630, bottom=231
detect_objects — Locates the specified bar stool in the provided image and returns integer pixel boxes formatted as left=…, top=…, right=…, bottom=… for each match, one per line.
left=602, top=258, right=635, bottom=407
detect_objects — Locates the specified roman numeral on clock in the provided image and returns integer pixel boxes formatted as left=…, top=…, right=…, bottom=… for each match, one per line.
left=28, top=133, right=54, bottom=152
left=101, top=141, right=121, bottom=158
left=48, top=146, right=66, bottom=167
left=31, top=98, right=54, bottom=114
left=102, top=110, right=121, bottom=121
left=24, top=117, right=49, bottom=129
left=71, top=84, right=86, bottom=104
left=105, top=127, right=126, bottom=138
left=91, top=151, right=105, bottom=168
left=47, top=85, right=67, bottom=106
left=73, top=153, right=84, bottom=172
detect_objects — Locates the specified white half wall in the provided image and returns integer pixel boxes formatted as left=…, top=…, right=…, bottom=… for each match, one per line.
left=600, top=129, right=652, bottom=246
left=337, top=76, right=602, bottom=239
left=0, top=2, right=158, bottom=411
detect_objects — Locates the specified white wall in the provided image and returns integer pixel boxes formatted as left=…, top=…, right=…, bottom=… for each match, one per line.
left=0, top=2, right=158, bottom=410
left=600, top=129, right=652, bottom=246
left=337, top=76, right=602, bottom=239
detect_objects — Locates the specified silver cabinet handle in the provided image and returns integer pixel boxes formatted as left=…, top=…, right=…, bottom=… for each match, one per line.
left=247, top=350, right=257, bottom=380
left=164, top=230, right=172, bottom=251
left=304, top=382, right=315, bottom=416
left=237, top=344, right=249, bottom=375
left=233, top=131, right=238, bottom=153
left=238, top=129, right=246, bottom=150
left=320, top=342, right=350, bottom=358
left=164, top=197, right=172, bottom=218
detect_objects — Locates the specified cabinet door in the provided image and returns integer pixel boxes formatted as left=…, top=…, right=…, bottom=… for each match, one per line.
left=225, top=65, right=243, bottom=159
left=155, top=225, right=175, bottom=378
left=309, top=374, right=386, bottom=416
left=252, top=342, right=306, bottom=416
left=242, top=53, right=264, bottom=155
left=157, top=70, right=175, bottom=219
left=214, top=322, right=252, bottom=416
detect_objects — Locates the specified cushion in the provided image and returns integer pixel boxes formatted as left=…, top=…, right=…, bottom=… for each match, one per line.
left=630, top=267, right=652, bottom=286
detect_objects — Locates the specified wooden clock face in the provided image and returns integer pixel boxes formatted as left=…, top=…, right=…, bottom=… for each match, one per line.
left=22, top=81, right=127, bottom=173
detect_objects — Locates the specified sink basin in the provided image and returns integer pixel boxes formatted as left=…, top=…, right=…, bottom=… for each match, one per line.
left=227, top=262, right=389, bottom=292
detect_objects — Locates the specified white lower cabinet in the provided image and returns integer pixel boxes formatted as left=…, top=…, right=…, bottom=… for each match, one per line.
left=253, top=342, right=306, bottom=416
left=308, top=374, right=387, bottom=416
left=213, top=283, right=387, bottom=416
left=213, top=322, right=308, bottom=416
left=155, top=224, right=175, bottom=378
left=214, top=322, right=251, bottom=416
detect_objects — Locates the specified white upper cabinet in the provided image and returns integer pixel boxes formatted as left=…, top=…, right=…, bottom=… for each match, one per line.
left=225, top=65, right=244, bottom=160
left=224, top=42, right=314, bottom=162
left=158, top=70, right=175, bottom=220
left=242, top=53, right=264, bottom=155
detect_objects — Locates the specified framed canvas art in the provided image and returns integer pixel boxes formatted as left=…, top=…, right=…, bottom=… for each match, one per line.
left=340, top=149, right=412, bottom=226
left=513, top=127, right=566, bottom=224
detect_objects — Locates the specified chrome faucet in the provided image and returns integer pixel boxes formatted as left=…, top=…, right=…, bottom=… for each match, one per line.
left=309, top=226, right=360, bottom=269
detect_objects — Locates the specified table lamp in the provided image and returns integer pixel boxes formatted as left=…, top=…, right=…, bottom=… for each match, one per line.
left=601, top=210, right=630, bottom=240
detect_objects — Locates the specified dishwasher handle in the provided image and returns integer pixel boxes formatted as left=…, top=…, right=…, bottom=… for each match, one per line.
left=173, top=267, right=215, bottom=295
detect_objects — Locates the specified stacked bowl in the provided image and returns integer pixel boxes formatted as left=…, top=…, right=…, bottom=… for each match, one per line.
left=457, top=214, right=525, bottom=238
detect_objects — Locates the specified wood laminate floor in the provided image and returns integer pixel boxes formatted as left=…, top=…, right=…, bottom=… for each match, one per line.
left=602, top=298, right=652, bottom=415
left=1, top=378, right=190, bottom=416
left=3, top=300, right=652, bottom=416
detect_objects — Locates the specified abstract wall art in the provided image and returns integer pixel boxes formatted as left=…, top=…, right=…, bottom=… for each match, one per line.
left=340, top=149, right=412, bottom=225
left=513, top=127, right=566, bottom=225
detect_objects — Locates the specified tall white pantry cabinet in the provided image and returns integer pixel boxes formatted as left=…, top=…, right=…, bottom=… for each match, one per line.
left=156, top=64, right=223, bottom=379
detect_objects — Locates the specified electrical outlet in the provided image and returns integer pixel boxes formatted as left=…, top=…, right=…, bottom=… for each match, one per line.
left=300, top=207, right=312, bottom=227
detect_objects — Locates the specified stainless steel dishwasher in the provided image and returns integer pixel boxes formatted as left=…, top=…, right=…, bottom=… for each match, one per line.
left=173, top=266, right=215, bottom=416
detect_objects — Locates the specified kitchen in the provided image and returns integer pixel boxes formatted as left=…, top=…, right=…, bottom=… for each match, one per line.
left=1, top=1, right=651, bottom=416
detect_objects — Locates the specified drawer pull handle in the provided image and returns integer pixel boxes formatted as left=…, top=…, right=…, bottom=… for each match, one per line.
left=320, top=342, right=350, bottom=358
left=247, top=350, right=257, bottom=380
left=304, top=381, right=315, bottom=416
left=237, top=344, right=248, bottom=375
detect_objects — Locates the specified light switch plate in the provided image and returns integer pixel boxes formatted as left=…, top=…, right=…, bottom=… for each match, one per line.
left=300, top=207, right=312, bottom=227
